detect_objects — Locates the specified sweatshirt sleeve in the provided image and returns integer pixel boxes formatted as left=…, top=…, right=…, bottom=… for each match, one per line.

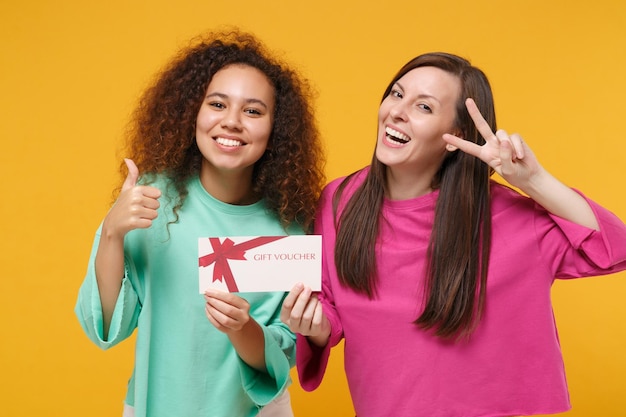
left=296, top=184, right=345, bottom=391
left=537, top=190, right=626, bottom=278
left=295, top=284, right=344, bottom=392
left=74, top=225, right=141, bottom=349
left=239, top=293, right=297, bottom=407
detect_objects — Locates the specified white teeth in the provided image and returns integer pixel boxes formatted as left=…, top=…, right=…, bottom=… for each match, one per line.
left=385, top=127, right=410, bottom=143
left=215, top=137, right=243, bottom=147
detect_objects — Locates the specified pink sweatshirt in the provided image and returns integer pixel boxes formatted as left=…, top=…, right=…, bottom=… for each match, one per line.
left=297, top=168, right=626, bottom=417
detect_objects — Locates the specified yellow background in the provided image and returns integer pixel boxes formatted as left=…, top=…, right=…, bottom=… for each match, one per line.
left=1, top=0, right=625, bottom=415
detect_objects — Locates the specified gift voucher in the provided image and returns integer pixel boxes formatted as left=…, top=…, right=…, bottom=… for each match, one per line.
left=198, top=235, right=321, bottom=293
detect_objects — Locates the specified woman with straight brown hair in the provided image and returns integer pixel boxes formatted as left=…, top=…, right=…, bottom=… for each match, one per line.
left=281, top=52, right=626, bottom=416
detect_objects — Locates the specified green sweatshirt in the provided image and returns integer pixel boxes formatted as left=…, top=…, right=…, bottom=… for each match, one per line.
left=75, top=175, right=299, bottom=417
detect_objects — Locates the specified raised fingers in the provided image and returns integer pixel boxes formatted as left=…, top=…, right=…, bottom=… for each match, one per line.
left=509, top=132, right=525, bottom=159
left=465, top=98, right=497, bottom=144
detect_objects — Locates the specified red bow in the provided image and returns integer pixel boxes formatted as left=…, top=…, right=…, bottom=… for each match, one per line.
left=199, top=236, right=286, bottom=292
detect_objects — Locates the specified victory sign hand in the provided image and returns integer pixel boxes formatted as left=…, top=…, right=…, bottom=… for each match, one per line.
left=442, top=98, right=544, bottom=190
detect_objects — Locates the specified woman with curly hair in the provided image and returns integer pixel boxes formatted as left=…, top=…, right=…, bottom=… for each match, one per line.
left=75, top=29, right=325, bottom=417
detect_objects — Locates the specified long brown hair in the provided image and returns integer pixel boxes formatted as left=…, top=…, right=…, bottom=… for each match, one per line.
left=334, top=53, right=496, bottom=339
left=119, top=29, right=325, bottom=231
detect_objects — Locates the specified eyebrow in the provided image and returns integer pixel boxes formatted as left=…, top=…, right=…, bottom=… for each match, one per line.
left=205, top=92, right=269, bottom=110
left=394, top=81, right=442, bottom=104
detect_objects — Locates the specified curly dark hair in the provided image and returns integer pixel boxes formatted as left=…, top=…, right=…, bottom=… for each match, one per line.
left=118, top=28, right=325, bottom=231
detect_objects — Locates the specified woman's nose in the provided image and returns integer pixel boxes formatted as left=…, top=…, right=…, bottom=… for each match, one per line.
left=222, top=109, right=242, bottom=130
left=389, top=103, right=407, bottom=121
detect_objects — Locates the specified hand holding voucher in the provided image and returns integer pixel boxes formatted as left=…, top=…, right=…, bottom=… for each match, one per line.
left=280, top=283, right=331, bottom=347
left=204, top=289, right=251, bottom=333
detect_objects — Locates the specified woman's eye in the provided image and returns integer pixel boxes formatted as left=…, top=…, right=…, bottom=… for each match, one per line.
left=245, top=108, right=262, bottom=116
left=418, top=103, right=432, bottom=113
left=209, top=102, right=225, bottom=109
left=390, top=89, right=403, bottom=99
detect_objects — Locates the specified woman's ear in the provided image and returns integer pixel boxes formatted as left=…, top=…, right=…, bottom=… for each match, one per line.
left=445, top=129, right=463, bottom=152
left=446, top=143, right=458, bottom=152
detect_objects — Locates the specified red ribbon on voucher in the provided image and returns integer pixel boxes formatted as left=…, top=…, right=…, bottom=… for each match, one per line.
left=198, top=236, right=287, bottom=292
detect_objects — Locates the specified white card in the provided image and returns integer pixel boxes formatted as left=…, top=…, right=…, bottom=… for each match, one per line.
left=199, top=235, right=321, bottom=293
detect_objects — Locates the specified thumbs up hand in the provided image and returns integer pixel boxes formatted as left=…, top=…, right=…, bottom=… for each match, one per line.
left=102, top=159, right=162, bottom=240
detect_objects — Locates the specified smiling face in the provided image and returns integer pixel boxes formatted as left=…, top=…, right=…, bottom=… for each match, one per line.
left=376, top=66, right=461, bottom=182
left=195, top=64, right=275, bottom=183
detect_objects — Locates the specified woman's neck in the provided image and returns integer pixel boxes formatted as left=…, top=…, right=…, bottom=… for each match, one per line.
left=199, top=164, right=258, bottom=205
left=385, top=166, right=435, bottom=200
